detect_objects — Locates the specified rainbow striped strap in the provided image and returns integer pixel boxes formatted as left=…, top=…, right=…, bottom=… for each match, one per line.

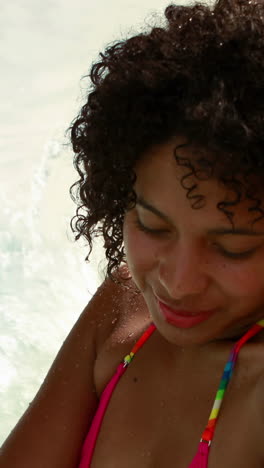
left=120, top=319, right=264, bottom=444
left=201, top=319, right=264, bottom=443
left=123, top=322, right=156, bottom=367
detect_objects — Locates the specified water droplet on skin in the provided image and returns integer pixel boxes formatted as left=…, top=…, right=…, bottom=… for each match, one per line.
left=112, top=317, right=117, bottom=324
left=141, top=450, right=152, bottom=458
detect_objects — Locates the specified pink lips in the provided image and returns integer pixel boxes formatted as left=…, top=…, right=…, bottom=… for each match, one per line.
left=156, top=298, right=216, bottom=328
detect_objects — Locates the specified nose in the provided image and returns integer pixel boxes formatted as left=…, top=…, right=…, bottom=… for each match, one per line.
left=158, top=241, right=210, bottom=301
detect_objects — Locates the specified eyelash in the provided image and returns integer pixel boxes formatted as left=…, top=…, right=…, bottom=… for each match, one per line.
left=133, top=217, right=256, bottom=260
left=134, top=217, right=169, bottom=235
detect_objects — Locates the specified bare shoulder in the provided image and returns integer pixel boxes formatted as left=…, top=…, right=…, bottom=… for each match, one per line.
left=93, top=267, right=151, bottom=395
left=94, top=266, right=150, bottom=350
left=0, top=266, right=145, bottom=468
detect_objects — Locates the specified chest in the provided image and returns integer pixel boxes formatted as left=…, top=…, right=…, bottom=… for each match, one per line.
left=92, top=339, right=264, bottom=467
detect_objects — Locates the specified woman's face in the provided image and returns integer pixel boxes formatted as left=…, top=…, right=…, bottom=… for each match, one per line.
left=123, top=137, right=264, bottom=346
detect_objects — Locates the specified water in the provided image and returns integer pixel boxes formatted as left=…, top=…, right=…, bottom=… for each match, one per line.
left=0, top=136, right=106, bottom=443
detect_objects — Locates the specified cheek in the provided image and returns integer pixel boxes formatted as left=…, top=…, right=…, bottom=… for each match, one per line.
left=219, top=262, right=264, bottom=300
left=123, top=223, right=157, bottom=276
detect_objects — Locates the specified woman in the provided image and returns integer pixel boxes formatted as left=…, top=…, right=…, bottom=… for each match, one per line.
left=1, top=0, right=264, bottom=466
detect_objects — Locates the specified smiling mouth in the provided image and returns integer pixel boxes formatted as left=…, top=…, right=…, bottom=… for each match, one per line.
left=155, top=296, right=215, bottom=316
left=155, top=296, right=217, bottom=328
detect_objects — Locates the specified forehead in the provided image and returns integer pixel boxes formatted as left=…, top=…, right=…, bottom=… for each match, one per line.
left=135, top=137, right=264, bottom=230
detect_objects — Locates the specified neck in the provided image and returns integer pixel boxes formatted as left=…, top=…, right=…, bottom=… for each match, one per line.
left=164, top=320, right=264, bottom=366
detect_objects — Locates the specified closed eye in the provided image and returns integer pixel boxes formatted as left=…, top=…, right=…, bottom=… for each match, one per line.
left=213, top=244, right=258, bottom=260
left=133, top=217, right=169, bottom=235
left=134, top=216, right=259, bottom=259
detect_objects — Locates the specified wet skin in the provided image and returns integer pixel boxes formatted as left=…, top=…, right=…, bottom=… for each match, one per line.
left=4, top=137, right=264, bottom=468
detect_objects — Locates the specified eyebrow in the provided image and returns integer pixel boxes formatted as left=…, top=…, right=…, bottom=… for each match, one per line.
left=136, top=196, right=264, bottom=237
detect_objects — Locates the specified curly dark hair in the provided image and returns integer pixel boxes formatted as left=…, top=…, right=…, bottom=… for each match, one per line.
left=68, top=0, right=264, bottom=282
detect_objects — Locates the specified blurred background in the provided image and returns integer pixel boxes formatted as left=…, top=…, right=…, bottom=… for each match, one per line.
left=0, top=0, right=193, bottom=444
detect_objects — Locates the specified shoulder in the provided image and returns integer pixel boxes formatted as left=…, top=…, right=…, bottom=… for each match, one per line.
left=0, top=269, right=137, bottom=467
left=91, top=265, right=150, bottom=352
left=92, top=266, right=151, bottom=395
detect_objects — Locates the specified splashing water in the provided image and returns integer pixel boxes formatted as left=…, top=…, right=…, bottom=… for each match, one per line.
left=0, top=136, right=106, bottom=444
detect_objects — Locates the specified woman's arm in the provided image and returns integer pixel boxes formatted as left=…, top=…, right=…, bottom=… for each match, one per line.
left=0, top=276, right=119, bottom=468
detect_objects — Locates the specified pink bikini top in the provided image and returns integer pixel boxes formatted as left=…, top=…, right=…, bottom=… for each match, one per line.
left=78, top=319, right=264, bottom=468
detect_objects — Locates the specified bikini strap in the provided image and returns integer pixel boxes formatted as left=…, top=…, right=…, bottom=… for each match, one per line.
left=78, top=322, right=156, bottom=468
left=201, top=318, right=264, bottom=444
left=123, top=322, right=156, bottom=366
left=188, top=319, right=264, bottom=468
